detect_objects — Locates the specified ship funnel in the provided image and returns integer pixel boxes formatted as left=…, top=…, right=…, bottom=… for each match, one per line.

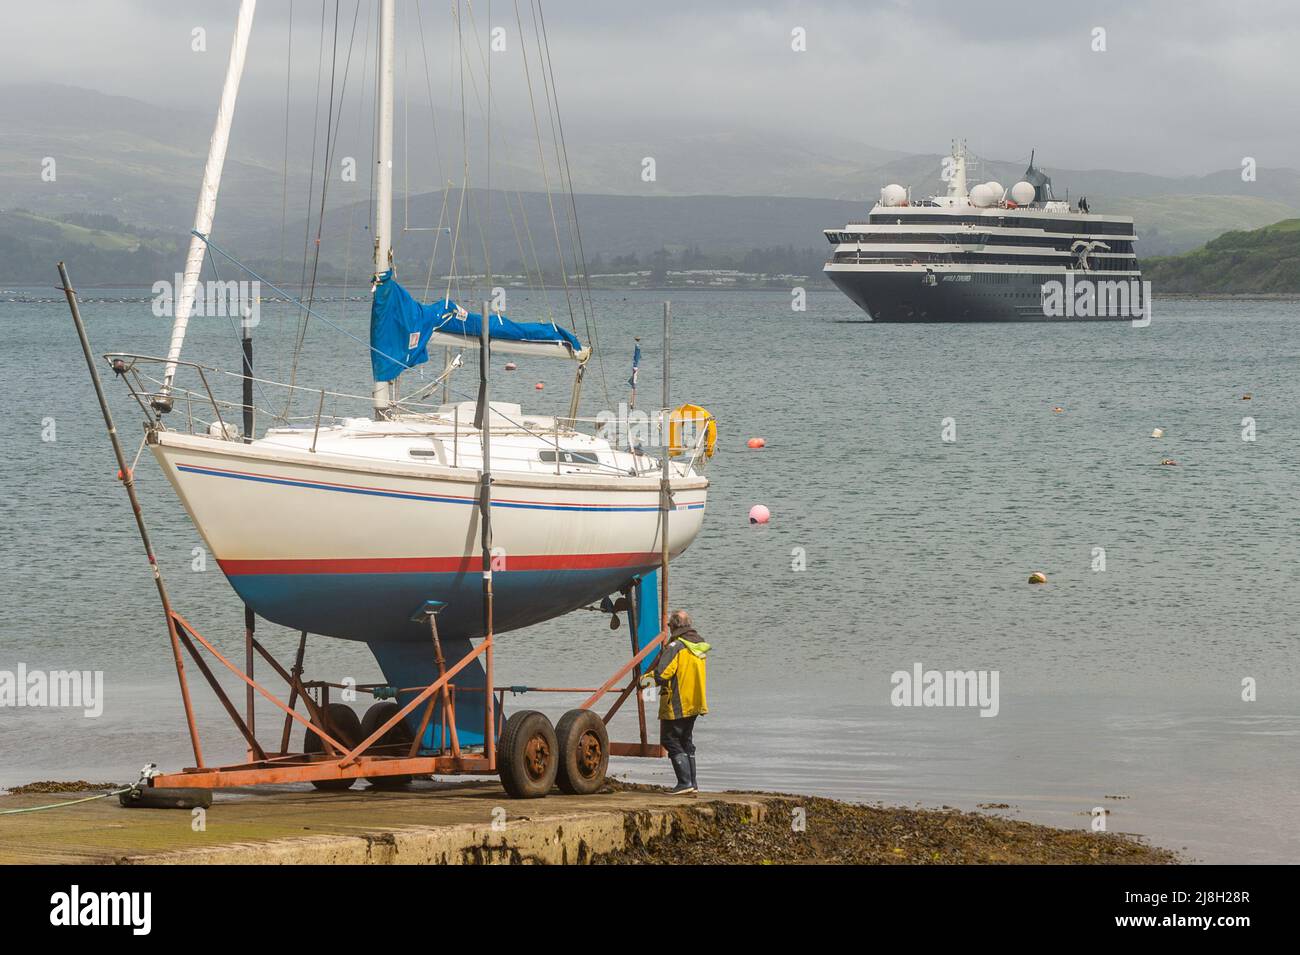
left=1023, top=151, right=1055, bottom=203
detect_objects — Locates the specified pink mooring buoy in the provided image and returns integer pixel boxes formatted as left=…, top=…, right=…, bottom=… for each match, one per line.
left=535, top=381, right=544, bottom=390
left=747, top=437, right=766, bottom=449
left=504, top=361, right=517, bottom=371
left=748, top=504, right=770, bottom=525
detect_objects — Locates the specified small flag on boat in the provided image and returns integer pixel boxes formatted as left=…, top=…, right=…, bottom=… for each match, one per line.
left=628, top=341, right=641, bottom=389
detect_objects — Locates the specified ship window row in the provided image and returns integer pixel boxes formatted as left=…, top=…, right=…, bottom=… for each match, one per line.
left=863, top=214, right=1135, bottom=235
left=828, top=232, right=1135, bottom=254
left=831, top=251, right=1139, bottom=270
left=943, top=273, right=1135, bottom=285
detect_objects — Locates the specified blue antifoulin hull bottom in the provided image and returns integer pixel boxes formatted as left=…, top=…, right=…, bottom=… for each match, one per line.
left=226, top=565, right=657, bottom=644
left=362, top=571, right=662, bottom=752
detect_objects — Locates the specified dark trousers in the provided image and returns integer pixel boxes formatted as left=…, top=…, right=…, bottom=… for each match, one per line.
left=660, top=716, right=697, bottom=759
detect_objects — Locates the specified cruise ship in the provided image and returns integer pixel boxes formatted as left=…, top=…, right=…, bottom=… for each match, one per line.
left=824, top=143, right=1144, bottom=322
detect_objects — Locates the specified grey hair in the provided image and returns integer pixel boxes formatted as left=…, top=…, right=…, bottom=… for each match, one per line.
left=667, top=609, right=693, bottom=633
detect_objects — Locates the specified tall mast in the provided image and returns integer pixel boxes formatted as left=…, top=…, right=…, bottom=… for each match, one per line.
left=947, top=139, right=969, bottom=201
left=372, top=0, right=396, bottom=418
left=158, top=0, right=257, bottom=410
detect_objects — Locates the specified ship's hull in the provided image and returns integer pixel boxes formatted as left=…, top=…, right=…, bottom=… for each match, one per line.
left=826, top=267, right=1140, bottom=322
left=151, top=432, right=707, bottom=645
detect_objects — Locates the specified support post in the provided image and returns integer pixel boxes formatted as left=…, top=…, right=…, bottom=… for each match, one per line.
left=241, top=319, right=255, bottom=757
left=278, top=631, right=307, bottom=754
left=58, top=261, right=203, bottom=766
left=477, top=300, right=496, bottom=766
left=659, top=301, right=672, bottom=634
left=441, top=345, right=451, bottom=405
left=627, top=584, right=649, bottom=749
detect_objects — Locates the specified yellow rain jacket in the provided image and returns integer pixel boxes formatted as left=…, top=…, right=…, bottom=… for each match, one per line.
left=653, top=630, right=710, bottom=720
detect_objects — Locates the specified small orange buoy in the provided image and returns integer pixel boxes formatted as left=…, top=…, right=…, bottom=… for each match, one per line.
left=1052, top=406, right=1064, bottom=414
left=747, top=437, right=766, bottom=449
left=504, top=361, right=517, bottom=371
left=534, top=381, right=544, bottom=390
left=748, top=504, right=770, bottom=525
left=116, top=467, right=132, bottom=482
left=1028, top=572, right=1047, bottom=585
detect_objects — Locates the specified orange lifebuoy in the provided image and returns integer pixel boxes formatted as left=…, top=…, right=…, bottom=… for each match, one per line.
left=668, top=404, right=716, bottom=458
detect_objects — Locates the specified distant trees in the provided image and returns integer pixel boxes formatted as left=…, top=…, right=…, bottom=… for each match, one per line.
left=0, top=207, right=831, bottom=288
left=1143, top=218, right=1300, bottom=293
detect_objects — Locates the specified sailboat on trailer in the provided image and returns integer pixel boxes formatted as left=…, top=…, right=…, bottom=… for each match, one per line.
left=117, top=0, right=712, bottom=749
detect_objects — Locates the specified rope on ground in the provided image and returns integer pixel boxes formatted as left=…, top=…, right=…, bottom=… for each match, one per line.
left=0, top=786, right=133, bottom=816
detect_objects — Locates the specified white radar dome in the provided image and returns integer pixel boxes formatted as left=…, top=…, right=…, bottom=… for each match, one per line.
left=984, top=181, right=1005, bottom=203
left=1010, top=180, right=1036, bottom=205
left=881, top=184, right=907, bottom=207
left=969, top=183, right=994, bottom=207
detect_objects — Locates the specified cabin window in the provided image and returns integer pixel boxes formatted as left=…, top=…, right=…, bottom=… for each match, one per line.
left=540, top=450, right=601, bottom=466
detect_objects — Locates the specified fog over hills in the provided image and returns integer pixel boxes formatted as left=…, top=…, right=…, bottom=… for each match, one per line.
left=3, top=83, right=1299, bottom=285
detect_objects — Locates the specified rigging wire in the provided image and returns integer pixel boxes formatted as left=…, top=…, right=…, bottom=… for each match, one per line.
left=203, top=242, right=282, bottom=424
left=263, top=0, right=610, bottom=421
left=339, top=0, right=375, bottom=300
left=198, top=232, right=411, bottom=371
left=534, top=0, right=609, bottom=410
left=277, top=0, right=294, bottom=292
left=458, top=2, right=498, bottom=308
left=296, top=3, right=329, bottom=311
left=286, top=0, right=351, bottom=416
left=284, top=2, right=330, bottom=407
left=513, top=0, right=578, bottom=333
left=412, top=0, right=454, bottom=302
left=271, top=1, right=298, bottom=396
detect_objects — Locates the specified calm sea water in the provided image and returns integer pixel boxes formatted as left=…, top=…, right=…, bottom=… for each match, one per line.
left=1, top=285, right=1297, bottom=863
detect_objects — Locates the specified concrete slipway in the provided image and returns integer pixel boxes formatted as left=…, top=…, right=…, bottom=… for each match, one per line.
left=0, top=781, right=772, bottom=865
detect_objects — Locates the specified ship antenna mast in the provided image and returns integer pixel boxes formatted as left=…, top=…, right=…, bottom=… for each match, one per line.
left=946, top=138, right=968, bottom=201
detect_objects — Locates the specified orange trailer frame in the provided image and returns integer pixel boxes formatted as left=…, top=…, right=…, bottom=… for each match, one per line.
left=149, top=608, right=667, bottom=791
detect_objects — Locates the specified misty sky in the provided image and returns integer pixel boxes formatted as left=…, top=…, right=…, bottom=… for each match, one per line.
left=4, top=0, right=1299, bottom=177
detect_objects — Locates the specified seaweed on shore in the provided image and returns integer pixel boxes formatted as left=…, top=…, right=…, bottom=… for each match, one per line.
left=6, top=780, right=123, bottom=795
left=594, top=794, right=1178, bottom=865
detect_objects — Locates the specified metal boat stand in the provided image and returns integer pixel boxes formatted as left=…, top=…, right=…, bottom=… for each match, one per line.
left=145, top=596, right=666, bottom=793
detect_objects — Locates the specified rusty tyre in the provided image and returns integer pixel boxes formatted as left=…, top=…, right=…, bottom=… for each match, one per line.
left=498, top=710, right=558, bottom=799
left=554, top=709, right=609, bottom=796
left=303, top=702, right=363, bottom=791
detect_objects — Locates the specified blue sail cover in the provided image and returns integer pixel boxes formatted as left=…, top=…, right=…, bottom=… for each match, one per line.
left=370, top=271, right=583, bottom=382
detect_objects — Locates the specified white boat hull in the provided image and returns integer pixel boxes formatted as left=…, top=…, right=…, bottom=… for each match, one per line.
left=151, top=431, right=707, bottom=644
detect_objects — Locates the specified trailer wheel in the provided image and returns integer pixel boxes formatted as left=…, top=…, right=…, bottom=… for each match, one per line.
left=498, top=710, right=558, bottom=799
left=360, top=701, right=414, bottom=788
left=555, top=709, right=609, bottom=796
left=303, top=702, right=363, bottom=791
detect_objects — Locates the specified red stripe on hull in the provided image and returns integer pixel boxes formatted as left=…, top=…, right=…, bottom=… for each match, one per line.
left=218, top=552, right=661, bottom=576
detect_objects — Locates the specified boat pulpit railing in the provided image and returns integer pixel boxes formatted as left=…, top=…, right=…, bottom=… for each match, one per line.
left=102, top=352, right=392, bottom=441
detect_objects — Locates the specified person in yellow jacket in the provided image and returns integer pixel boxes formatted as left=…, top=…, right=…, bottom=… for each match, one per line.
left=641, top=609, right=710, bottom=794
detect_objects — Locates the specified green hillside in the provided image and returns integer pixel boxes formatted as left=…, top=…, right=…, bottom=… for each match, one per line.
left=1144, top=218, right=1300, bottom=293
left=0, top=209, right=184, bottom=286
